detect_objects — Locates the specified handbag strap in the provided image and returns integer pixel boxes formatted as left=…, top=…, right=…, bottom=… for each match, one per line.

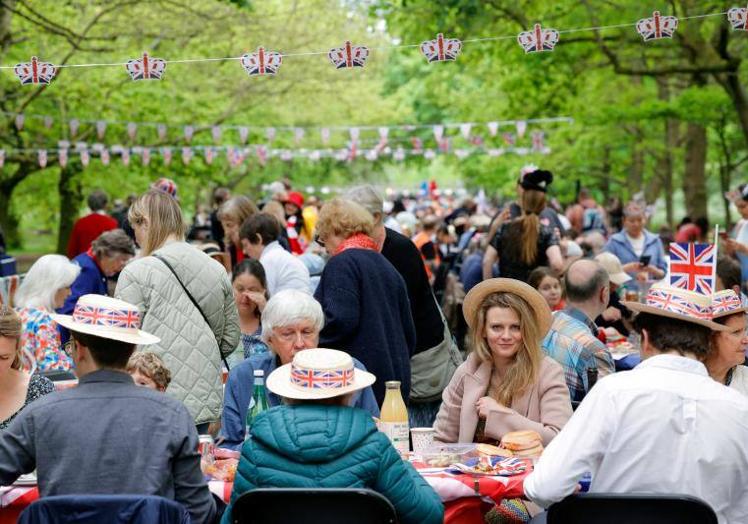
left=153, top=254, right=230, bottom=371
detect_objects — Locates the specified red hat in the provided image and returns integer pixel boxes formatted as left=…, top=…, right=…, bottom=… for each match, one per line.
left=284, top=191, right=304, bottom=209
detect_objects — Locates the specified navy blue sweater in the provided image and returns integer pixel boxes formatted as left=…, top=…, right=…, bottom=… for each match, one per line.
left=315, top=248, right=416, bottom=405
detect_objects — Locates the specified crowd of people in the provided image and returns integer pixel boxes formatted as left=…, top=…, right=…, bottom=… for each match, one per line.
left=1, top=170, right=748, bottom=523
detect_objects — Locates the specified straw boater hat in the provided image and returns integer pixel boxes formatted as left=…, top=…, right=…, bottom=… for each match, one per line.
left=595, top=252, right=631, bottom=287
left=266, top=348, right=375, bottom=400
left=462, top=278, right=553, bottom=338
left=711, top=289, right=748, bottom=320
left=52, top=294, right=160, bottom=345
left=623, top=284, right=728, bottom=331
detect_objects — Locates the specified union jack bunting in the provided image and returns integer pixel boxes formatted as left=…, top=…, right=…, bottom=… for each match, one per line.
left=712, top=290, right=743, bottom=316
left=291, top=364, right=354, bottom=389
left=126, top=52, right=167, bottom=80
left=669, top=242, right=716, bottom=295
left=328, top=41, right=369, bottom=69
left=73, top=304, right=141, bottom=329
left=14, top=114, right=24, bottom=131
left=420, top=33, right=462, bottom=62
left=728, top=6, right=748, bottom=30
left=14, top=56, right=56, bottom=85
left=646, top=288, right=711, bottom=319
left=241, top=47, right=283, bottom=76
left=517, top=24, right=560, bottom=53
left=636, top=11, right=678, bottom=41
left=532, top=131, right=545, bottom=151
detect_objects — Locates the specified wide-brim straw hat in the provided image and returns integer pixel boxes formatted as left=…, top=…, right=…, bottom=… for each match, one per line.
left=623, top=284, right=728, bottom=331
left=711, top=289, right=748, bottom=320
left=52, top=294, right=160, bottom=345
left=267, top=348, right=376, bottom=400
left=462, top=278, right=553, bottom=337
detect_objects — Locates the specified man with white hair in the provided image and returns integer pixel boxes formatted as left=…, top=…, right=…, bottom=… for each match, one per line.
left=344, top=185, right=460, bottom=427
left=220, top=289, right=380, bottom=450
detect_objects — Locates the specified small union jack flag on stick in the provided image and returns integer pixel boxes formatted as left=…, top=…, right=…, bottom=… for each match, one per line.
left=728, top=6, right=748, bottom=31
left=517, top=24, right=560, bottom=53
left=669, top=242, right=716, bottom=295
left=420, top=33, right=462, bottom=62
left=241, top=47, right=283, bottom=76
left=328, top=41, right=369, bottom=69
left=126, top=52, right=166, bottom=80
left=636, top=11, right=678, bottom=41
left=14, top=56, right=57, bottom=85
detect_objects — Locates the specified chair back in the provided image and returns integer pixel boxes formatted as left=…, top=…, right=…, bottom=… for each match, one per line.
left=546, top=493, right=718, bottom=524
left=18, top=494, right=191, bottom=524
left=230, top=488, right=398, bottom=524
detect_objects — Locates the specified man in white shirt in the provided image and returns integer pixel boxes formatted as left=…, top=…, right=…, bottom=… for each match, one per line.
left=524, top=284, right=748, bottom=524
left=240, top=213, right=311, bottom=296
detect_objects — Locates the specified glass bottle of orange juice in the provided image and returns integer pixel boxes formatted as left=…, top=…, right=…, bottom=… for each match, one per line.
left=380, top=380, right=409, bottom=455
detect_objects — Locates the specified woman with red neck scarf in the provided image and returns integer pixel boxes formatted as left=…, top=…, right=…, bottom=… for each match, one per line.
left=313, top=198, right=416, bottom=406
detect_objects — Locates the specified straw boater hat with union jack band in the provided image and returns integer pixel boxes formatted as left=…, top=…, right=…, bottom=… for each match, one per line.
left=711, top=289, right=748, bottom=319
left=623, top=284, right=729, bottom=331
left=52, top=294, right=160, bottom=345
left=266, top=348, right=375, bottom=400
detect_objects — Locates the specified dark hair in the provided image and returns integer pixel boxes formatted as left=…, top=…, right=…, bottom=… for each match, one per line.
left=633, top=312, right=711, bottom=359
left=232, top=259, right=267, bottom=289
left=528, top=267, right=558, bottom=290
left=213, top=187, right=231, bottom=206
left=717, top=256, right=742, bottom=291
left=240, top=212, right=281, bottom=246
left=71, top=331, right=135, bottom=368
left=565, top=261, right=609, bottom=302
left=92, top=229, right=135, bottom=258
left=88, top=190, right=109, bottom=212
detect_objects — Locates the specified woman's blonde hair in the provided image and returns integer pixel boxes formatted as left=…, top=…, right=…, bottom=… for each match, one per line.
left=470, top=292, right=543, bottom=406
left=0, top=306, right=22, bottom=370
left=316, top=198, right=374, bottom=240
left=518, top=189, right=546, bottom=265
left=216, top=196, right=258, bottom=225
left=128, top=190, right=187, bottom=256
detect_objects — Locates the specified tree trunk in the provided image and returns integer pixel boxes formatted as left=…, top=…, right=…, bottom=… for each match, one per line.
left=56, top=165, right=83, bottom=255
left=682, top=122, right=708, bottom=220
left=629, top=141, right=644, bottom=197
left=656, top=78, right=676, bottom=228
left=715, top=66, right=748, bottom=150
left=0, top=183, right=20, bottom=249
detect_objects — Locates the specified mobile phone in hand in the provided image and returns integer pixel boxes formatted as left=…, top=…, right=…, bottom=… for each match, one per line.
left=639, top=254, right=651, bottom=267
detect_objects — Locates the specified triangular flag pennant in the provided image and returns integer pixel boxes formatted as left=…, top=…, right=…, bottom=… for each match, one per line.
left=487, top=122, right=499, bottom=137
left=424, top=149, right=436, bottom=160
left=349, top=127, right=360, bottom=142
left=438, top=137, right=450, bottom=153
left=80, top=147, right=90, bottom=167
left=309, top=150, right=321, bottom=161
left=257, top=145, right=268, bottom=166
left=378, top=127, right=389, bottom=140
left=411, top=137, right=423, bottom=152
left=157, top=124, right=167, bottom=140
left=294, top=128, right=305, bottom=145
left=532, top=131, right=545, bottom=151
left=100, top=148, right=110, bottom=166
left=14, top=114, right=24, bottom=131
left=43, top=116, right=53, bottom=129
left=239, top=127, right=249, bottom=144
left=182, top=147, right=192, bottom=165
left=205, top=147, right=215, bottom=165
left=266, top=128, right=276, bottom=142
left=121, top=148, right=130, bottom=166
left=127, top=122, right=137, bottom=140
left=365, top=149, right=378, bottom=161
left=58, top=148, right=68, bottom=168
left=161, top=147, right=172, bottom=165
left=69, top=119, right=80, bottom=136
left=516, top=121, right=527, bottom=138
left=502, top=132, right=516, bottom=146
left=184, top=126, right=194, bottom=142
left=141, top=147, right=150, bottom=166
left=0, top=149, right=5, bottom=168
left=320, top=127, right=330, bottom=145
left=37, top=149, right=47, bottom=168
left=460, top=123, right=472, bottom=140
left=211, top=126, right=222, bottom=143
left=96, top=120, right=107, bottom=139
left=433, top=125, right=444, bottom=142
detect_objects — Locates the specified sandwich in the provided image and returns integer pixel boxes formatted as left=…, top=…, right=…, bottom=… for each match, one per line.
left=500, top=430, right=544, bottom=457
left=476, top=443, right=513, bottom=458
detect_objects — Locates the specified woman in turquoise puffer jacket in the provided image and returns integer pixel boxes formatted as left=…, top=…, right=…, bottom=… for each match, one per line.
left=221, top=349, right=443, bottom=524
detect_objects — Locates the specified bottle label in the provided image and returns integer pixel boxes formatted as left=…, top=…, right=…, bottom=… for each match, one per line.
left=380, top=421, right=409, bottom=454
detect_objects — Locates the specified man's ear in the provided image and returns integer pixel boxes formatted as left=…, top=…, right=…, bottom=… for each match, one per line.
left=639, top=329, right=652, bottom=359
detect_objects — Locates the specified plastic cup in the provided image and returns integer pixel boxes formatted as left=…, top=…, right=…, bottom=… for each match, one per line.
left=410, top=427, right=436, bottom=455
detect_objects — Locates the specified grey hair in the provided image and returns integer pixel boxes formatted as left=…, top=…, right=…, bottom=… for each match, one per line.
left=344, top=185, right=384, bottom=221
left=15, top=255, right=81, bottom=311
left=261, top=289, right=324, bottom=342
left=623, top=202, right=646, bottom=218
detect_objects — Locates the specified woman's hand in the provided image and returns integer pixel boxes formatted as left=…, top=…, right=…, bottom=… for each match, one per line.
left=476, top=396, right=507, bottom=419
left=601, top=307, right=621, bottom=322
left=622, top=262, right=641, bottom=273
left=246, top=291, right=267, bottom=313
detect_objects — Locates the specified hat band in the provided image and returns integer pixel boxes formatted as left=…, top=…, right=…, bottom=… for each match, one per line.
left=645, top=288, right=711, bottom=320
left=712, top=293, right=742, bottom=316
left=72, top=304, right=141, bottom=330
left=290, top=363, right=354, bottom=390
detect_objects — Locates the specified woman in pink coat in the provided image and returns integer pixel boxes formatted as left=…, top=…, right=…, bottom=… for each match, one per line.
left=434, top=278, right=572, bottom=446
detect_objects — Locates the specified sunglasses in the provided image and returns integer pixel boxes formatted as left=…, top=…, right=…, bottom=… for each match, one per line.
left=62, top=340, right=75, bottom=356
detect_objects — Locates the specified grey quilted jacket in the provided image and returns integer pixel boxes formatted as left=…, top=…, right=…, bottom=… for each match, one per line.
left=115, top=241, right=240, bottom=424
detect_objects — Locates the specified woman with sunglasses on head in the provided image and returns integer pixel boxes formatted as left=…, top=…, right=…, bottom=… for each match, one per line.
left=220, top=289, right=379, bottom=450
left=0, top=307, right=54, bottom=431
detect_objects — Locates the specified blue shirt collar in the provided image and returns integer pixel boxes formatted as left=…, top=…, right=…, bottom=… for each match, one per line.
left=564, top=306, right=598, bottom=335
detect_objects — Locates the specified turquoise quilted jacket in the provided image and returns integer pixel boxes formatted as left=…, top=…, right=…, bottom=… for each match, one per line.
left=221, top=405, right=444, bottom=524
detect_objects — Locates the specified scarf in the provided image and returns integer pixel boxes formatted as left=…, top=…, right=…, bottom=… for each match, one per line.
left=86, top=247, right=104, bottom=274
left=334, top=233, right=379, bottom=256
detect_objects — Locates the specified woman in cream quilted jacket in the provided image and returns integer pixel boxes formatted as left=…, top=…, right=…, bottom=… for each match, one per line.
left=115, top=190, right=240, bottom=429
